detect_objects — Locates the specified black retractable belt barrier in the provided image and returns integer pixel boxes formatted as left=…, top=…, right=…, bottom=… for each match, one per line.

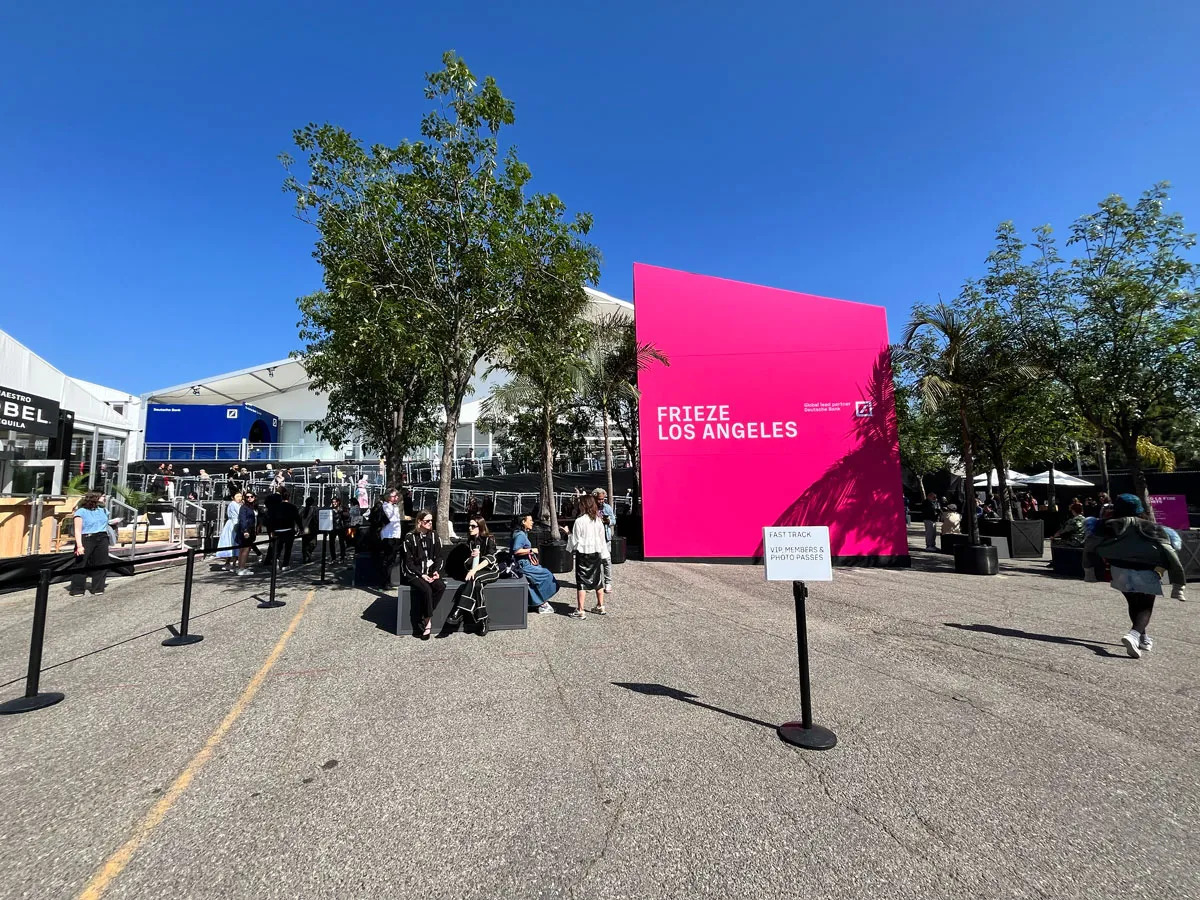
left=777, top=581, right=837, bottom=750
left=163, top=547, right=204, bottom=647
left=0, top=571, right=65, bottom=715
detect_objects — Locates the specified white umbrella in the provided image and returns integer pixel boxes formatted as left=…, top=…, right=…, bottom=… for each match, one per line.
left=1015, top=469, right=1094, bottom=487
left=972, top=468, right=1028, bottom=487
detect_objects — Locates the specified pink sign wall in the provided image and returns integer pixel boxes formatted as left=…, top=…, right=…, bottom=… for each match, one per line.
left=1150, top=495, right=1190, bottom=531
left=634, top=264, right=908, bottom=561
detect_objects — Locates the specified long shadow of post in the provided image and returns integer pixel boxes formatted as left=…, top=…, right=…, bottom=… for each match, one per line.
left=612, top=682, right=777, bottom=730
left=944, top=623, right=1123, bottom=658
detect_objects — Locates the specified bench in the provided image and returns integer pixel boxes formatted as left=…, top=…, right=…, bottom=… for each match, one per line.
left=396, top=578, right=529, bottom=635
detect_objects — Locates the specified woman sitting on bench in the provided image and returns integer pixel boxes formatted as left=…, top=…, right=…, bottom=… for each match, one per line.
left=401, top=510, right=444, bottom=640
left=447, top=516, right=499, bottom=637
left=511, top=514, right=558, bottom=614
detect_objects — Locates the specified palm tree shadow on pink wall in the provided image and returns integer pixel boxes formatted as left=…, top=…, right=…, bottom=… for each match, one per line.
left=754, top=348, right=909, bottom=565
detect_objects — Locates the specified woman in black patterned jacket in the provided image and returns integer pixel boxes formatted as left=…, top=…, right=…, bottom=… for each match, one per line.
left=401, top=510, right=444, bottom=640
left=447, top=516, right=499, bottom=637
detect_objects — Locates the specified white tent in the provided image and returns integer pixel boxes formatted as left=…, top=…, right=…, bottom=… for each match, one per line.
left=973, top=468, right=1028, bottom=487
left=1016, top=469, right=1094, bottom=487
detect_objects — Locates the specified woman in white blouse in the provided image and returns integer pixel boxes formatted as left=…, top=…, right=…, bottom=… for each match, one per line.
left=566, top=494, right=611, bottom=619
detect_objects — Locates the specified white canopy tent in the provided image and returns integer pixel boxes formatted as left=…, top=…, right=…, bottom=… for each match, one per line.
left=1016, top=469, right=1095, bottom=487
left=973, top=468, right=1029, bottom=487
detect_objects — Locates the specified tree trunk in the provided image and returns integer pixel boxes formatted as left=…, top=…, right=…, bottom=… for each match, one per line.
left=542, top=402, right=559, bottom=536
left=386, top=406, right=405, bottom=488
left=603, top=406, right=614, bottom=503
left=1121, top=436, right=1153, bottom=521
left=1046, top=462, right=1056, bottom=514
left=1096, top=439, right=1110, bottom=496
left=916, top=473, right=926, bottom=501
left=435, top=414, right=457, bottom=541
left=959, top=402, right=978, bottom=546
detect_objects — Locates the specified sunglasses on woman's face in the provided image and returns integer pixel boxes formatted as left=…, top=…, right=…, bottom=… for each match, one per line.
left=421, top=518, right=432, bottom=525
left=468, top=524, right=479, bottom=530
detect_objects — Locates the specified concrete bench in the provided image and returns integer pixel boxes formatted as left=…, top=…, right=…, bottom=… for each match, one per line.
left=396, top=577, right=529, bottom=635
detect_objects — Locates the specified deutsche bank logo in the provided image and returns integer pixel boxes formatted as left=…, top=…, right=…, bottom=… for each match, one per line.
left=226, top=409, right=238, bottom=419
left=855, top=401, right=874, bottom=417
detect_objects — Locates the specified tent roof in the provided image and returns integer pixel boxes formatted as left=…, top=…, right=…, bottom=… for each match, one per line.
left=1016, top=469, right=1095, bottom=487
left=972, top=468, right=1029, bottom=486
left=145, top=287, right=633, bottom=406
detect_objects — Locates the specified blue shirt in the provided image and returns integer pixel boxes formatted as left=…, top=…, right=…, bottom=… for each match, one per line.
left=74, top=506, right=109, bottom=534
left=600, top=502, right=615, bottom=541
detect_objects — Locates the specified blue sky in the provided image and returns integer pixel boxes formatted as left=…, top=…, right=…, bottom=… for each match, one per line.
left=2, top=1, right=1197, bottom=395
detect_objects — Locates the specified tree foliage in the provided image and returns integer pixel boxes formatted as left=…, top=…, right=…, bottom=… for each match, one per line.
left=283, top=52, right=600, bottom=537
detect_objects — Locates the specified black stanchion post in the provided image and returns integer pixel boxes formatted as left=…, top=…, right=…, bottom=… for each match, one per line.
left=260, top=537, right=285, bottom=608
left=163, top=547, right=203, bottom=647
left=0, top=570, right=66, bottom=715
left=320, top=532, right=327, bottom=583
left=777, top=580, right=837, bottom=750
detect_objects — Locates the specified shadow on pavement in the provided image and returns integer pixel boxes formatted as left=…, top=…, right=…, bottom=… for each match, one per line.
left=361, top=593, right=397, bottom=635
left=944, top=622, right=1123, bottom=658
left=612, top=681, right=777, bottom=730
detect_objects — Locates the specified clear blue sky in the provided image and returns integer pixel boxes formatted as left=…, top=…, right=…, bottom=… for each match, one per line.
left=2, top=1, right=1197, bottom=395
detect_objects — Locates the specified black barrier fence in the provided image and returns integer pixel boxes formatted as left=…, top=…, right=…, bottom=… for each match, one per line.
left=0, top=536, right=289, bottom=717
left=777, top=581, right=838, bottom=751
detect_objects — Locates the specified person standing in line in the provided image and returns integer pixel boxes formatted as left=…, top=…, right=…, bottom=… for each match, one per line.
left=301, top=496, right=318, bottom=563
left=510, top=514, right=557, bottom=614
left=380, top=487, right=405, bottom=588
left=1084, top=493, right=1187, bottom=658
left=566, top=494, right=611, bottom=619
left=267, top=488, right=302, bottom=571
left=356, top=477, right=370, bottom=512
left=70, top=492, right=111, bottom=596
left=236, top=491, right=258, bottom=575
left=920, top=492, right=941, bottom=550
left=330, top=496, right=350, bottom=561
left=593, top=488, right=616, bottom=594
left=216, top=491, right=242, bottom=571
left=401, top=510, right=445, bottom=640
left=447, top=516, right=499, bottom=636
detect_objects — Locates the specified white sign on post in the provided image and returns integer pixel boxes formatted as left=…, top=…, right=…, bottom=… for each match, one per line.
left=763, top=526, right=833, bottom=582
left=318, top=508, right=334, bottom=533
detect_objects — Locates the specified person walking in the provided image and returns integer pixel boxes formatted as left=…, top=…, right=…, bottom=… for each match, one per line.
left=215, top=492, right=242, bottom=571
left=446, top=516, right=499, bottom=636
left=69, top=492, right=111, bottom=596
left=400, top=510, right=445, bottom=640
left=510, top=514, right=558, bottom=614
left=566, top=494, right=611, bottom=618
left=1083, top=493, right=1187, bottom=658
left=920, top=492, right=941, bottom=550
left=593, top=488, right=616, bottom=594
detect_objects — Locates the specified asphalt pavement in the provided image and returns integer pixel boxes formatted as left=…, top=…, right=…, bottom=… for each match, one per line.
left=1, top=529, right=1197, bottom=899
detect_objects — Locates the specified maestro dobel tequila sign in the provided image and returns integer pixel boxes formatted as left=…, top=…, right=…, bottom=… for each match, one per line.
left=0, top=385, right=61, bottom=438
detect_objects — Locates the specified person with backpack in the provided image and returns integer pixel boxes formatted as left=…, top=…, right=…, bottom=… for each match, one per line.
left=1083, top=493, right=1187, bottom=658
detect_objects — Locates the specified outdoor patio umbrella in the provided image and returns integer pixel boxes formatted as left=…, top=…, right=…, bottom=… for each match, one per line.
left=973, top=468, right=1028, bottom=487
left=1015, top=469, right=1094, bottom=487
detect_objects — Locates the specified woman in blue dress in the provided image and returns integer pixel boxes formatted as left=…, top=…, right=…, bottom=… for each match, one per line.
left=511, top=514, right=558, bottom=614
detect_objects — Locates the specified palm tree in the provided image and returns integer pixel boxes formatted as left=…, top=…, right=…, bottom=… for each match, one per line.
left=484, top=321, right=591, bottom=538
left=900, top=302, right=986, bottom=546
left=583, top=313, right=669, bottom=502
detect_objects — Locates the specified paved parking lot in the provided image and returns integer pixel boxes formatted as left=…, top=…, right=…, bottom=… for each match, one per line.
left=2, top=533, right=1198, bottom=899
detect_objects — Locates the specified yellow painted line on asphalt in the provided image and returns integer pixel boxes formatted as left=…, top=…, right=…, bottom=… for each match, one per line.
left=75, top=588, right=317, bottom=900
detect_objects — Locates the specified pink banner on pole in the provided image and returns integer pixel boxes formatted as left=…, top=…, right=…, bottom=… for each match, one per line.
left=1150, top=495, right=1189, bottom=531
left=634, top=263, right=908, bottom=561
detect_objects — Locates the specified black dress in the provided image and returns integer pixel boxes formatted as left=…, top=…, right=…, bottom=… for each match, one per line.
left=451, top=535, right=498, bottom=630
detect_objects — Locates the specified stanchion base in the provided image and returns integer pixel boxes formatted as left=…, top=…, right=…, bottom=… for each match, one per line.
left=777, top=721, right=838, bottom=751
left=162, top=634, right=204, bottom=647
left=0, top=692, right=66, bottom=715
left=258, top=600, right=286, bottom=609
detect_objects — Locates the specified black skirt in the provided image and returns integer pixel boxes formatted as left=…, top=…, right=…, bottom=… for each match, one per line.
left=575, top=552, right=604, bottom=591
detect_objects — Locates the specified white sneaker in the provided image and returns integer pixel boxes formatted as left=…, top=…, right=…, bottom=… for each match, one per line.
left=590, top=605, right=608, bottom=616
left=604, top=584, right=612, bottom=594
left=237, top=569, right=250, bottom=576
left=1139, top=634, right=1154, bottom=653
left=1121, top=630, right=1142, bottom=659
left=535, top=603, right=554, bottom=615
left=568, top=609, right=586, bottom=619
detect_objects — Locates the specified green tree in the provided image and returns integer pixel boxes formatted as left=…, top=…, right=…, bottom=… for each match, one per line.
left=293, top=290, right=438, bottom=484
left=583, top=312, right=669, bottom=502
left=283, top=52, right=599, bottom=539
left=483, top=314, right=591, bottom=536
left=479, top=406, right=594, bottom=473
left=1002, top=184, right=1200, bottom=515
left=892, top=355, right=948, bottom=499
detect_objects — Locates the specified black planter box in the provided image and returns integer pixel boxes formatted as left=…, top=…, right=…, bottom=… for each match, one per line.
left=1050, top=544, right=1085, bottom=577
left=954, top=544, right=999, bottom=575
left=980, top=519, right=1044, bottom=559
left=611, top=537, right=627, bottom=564
left=940, top=533, right=969, bottom=554
left=1179, top=531, right=1200, bottom=579
left=538, top=541, right=574, bottom=573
